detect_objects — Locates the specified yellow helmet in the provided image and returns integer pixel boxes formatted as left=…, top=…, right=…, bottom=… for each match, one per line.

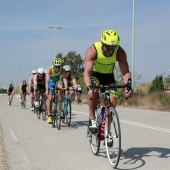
left=100, top=29, right=120, bottom=46
left=53, top=57, right=62, bottom=66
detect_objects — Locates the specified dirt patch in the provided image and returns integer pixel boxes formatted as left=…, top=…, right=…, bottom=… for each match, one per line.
left=0, top=126, right=6, bottom=170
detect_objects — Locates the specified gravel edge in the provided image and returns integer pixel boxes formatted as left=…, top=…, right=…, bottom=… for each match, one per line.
left=0, top=125, right=6, bottom=170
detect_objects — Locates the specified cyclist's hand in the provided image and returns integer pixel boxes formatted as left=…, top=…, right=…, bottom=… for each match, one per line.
left=125, top=89, right=133, bottom=98
left=46, top=90, right=49, bottom=95
left=87, top=89, right=93, bottom=100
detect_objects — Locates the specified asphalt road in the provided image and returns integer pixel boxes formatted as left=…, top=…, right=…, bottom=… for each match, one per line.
left=0, top=95, right=170, bottom=170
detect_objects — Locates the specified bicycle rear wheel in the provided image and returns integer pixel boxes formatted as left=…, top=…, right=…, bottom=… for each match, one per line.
left=89, top=129, right=100, bottom=155
left=56, top=102, right=62, bottom=130
left=105, top=107, right=121, bottom=168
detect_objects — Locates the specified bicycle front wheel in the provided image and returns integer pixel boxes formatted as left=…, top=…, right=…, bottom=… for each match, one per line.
left=36, top=108, right=41, bottom=119
left=65, top=100, right=71, bottom=126
left=56, top=102, right=62, bottom=130
left=42, top=110, right=47, bottom=121
left=105, top=107, right=121, bottom=168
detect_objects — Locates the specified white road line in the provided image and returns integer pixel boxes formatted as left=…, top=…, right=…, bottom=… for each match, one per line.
left=120, top=119, right=170, bottom=133
left=73, top=110, right=170, bottom=133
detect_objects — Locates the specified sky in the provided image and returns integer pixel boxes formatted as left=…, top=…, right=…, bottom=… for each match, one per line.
left=0, top=0, right=170, bottom=88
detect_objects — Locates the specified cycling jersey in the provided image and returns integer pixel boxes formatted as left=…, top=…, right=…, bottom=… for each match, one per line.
left=49, top=66, right=62, bottom=92
left=93, top=42, right=119, bottom=74
left=8, top=86, right=14, bottom=93
left=21, top=84, right=27, bottom=93
left=50, top=66, right=61, bottom=82
left=37, top=74, right=46, bottom=91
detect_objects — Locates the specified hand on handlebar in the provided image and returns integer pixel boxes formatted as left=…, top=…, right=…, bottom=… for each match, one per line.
left=125, top=89, right=133, bottom=98
left=87, top=89, right=93, bottom=100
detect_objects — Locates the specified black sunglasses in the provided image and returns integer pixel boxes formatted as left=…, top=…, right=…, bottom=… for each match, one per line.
left=55, top=66, right=60, bottom=69
left=104, top=44, right=118, bottom=51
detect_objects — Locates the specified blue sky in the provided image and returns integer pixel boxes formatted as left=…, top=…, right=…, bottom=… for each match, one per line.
left=0, top=0, right=170, bottom=87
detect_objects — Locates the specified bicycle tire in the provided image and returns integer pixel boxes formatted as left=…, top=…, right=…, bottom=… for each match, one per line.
left=37, top=108, right=41, bottom=119
left=105, top=106, right=121, bottom=168
left=52, top=110, right=56, bottom=127
left=89, top=129, right=100, bottom=155
left=42, top=110, right=47, bottom=121
left=56, top=102, right=62, bottom=130
left=65, top=99, right=71, bottom=126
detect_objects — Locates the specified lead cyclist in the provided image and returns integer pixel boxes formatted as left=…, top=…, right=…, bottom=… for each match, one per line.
left=83, top=29, right=133, bottom=132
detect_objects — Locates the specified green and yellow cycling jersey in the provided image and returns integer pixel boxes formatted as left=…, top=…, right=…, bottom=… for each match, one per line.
left=50, top=66, right=62, bottom=82
left=93, top=42, right=119, bottom=74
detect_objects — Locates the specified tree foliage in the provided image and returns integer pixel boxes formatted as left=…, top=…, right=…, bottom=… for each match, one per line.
left=0, top=88, right=7, bottom=93
left=149, top=75, right=164, bottom=93
left=56, top=51, right=84, bottom=77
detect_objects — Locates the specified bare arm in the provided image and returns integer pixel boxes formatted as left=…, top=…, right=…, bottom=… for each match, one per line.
left=33, top=74, right=38, bottom=91
left=117, top=46, right=131, bottom=84
left=45, top=67, right=51, bottom=92
left=83, top=44, right=97, bottom=87
left=117, top=46, right=133, bottom=98
left=62, top=70, right=68, bottom=89
left=71, top=73, right=78, bottom=89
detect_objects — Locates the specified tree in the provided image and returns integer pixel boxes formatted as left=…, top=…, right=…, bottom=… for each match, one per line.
left=149, top=75, right=164, bottom=93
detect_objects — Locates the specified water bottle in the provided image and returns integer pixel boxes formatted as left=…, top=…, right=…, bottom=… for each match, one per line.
left=100, top=106, right=105, bottom=117
left=99, top=118, right=105, bottom=140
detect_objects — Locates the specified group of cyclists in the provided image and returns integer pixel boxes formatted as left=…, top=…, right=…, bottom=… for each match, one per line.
left=7, top=29, right=133, bottom=131
left=7, top=58, right=82, bottom=124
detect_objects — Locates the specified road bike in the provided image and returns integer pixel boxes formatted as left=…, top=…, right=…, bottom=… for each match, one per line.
left=9, top=93, right=13, bottom=106
left=21, top=93, right=27, bottom=109
left=87, top=78, right=132, bottom=168
left=51, top=87, right=67, bottom=130
left=35, top=90, right=47, bottom=121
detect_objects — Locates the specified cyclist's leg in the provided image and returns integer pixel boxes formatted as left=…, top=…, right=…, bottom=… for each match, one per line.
left=69, top=86, right=74, bottom=101
left=47, top=81, right=55, bottom=124
left=88, top=78, right=99, bottom=120
left=56, top=80, right=64, bottom=102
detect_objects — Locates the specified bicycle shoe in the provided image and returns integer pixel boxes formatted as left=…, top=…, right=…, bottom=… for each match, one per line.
left=35, top=101, right=39, bottom=107
left=48, top=116, right=52, bottom=124
left=89, top=119, right=98, bottom=133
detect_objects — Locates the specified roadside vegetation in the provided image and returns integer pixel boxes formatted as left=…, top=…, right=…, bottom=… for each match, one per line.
left=1, top=51, right=170, bottom=112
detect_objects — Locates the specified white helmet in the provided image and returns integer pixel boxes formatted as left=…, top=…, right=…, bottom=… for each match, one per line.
left=37, top=68, right=44, bottom=74
left=32, top=70, right=37, bottom=74
left=63, top=65, right=71, bottom=71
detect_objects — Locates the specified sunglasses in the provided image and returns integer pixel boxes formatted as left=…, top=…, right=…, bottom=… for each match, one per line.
left=55, top=66, right=61, bottom=69
left=104, top=44, right=118, bottom=51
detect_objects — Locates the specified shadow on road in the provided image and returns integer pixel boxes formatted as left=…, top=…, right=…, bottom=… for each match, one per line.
left=117, top=147, right=170, bottom=170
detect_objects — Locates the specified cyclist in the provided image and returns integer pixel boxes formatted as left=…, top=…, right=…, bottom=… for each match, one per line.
left=19, top=80, right=29, bottom=106
left=7, top=84, right=15, bottom=105
left=46, top=57, right=68, bottom=124
left=76, top=84, right=82, bottom=102
left=62, top=65, right=78, bottom=101
left=84, top=29, right=133, bottom=131
left=28, top=70, right=37, bottom=111
left=34, top=68, right=47, bottom=110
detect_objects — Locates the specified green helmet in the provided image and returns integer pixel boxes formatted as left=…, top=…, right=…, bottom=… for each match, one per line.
left=53, top=57, right=62, bottom=66
left=100, top=29, right=120, bottom=46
